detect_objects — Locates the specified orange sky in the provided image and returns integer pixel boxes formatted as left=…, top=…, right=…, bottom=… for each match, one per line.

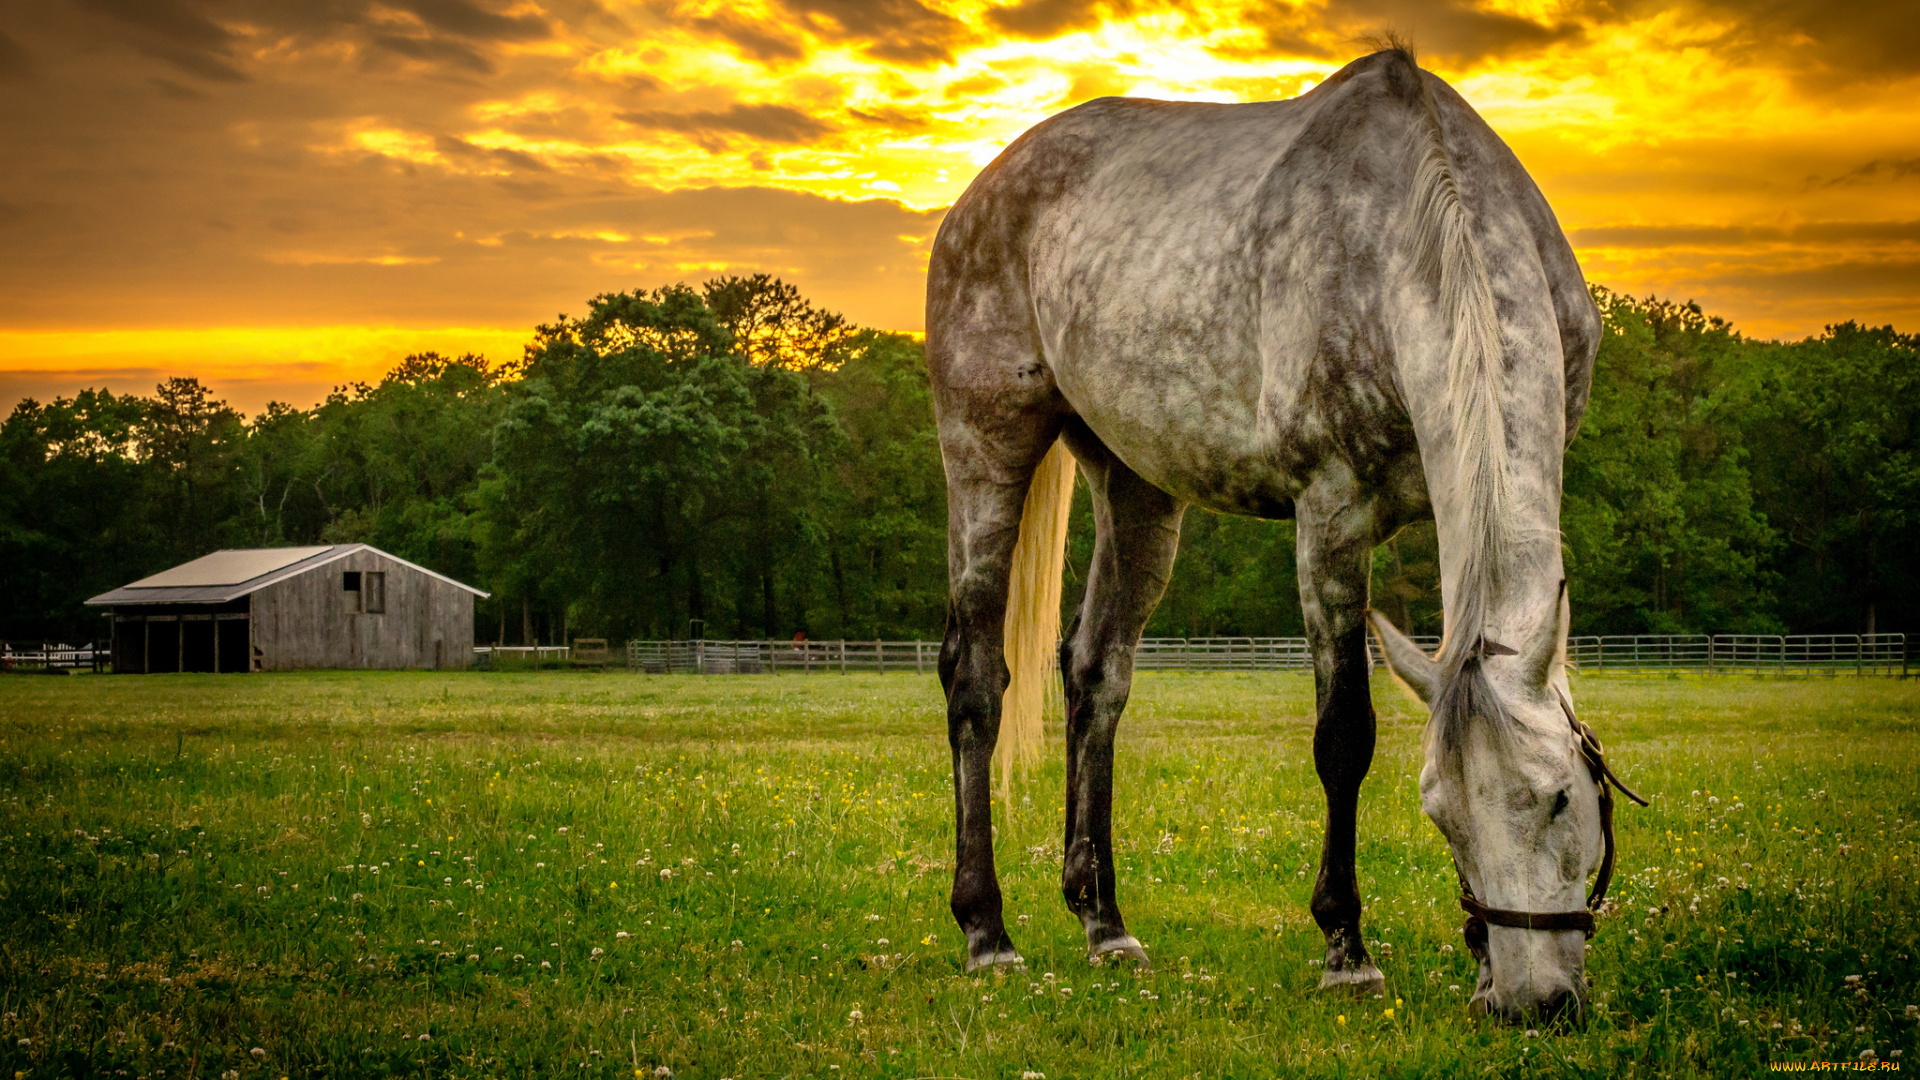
left=3, top=0, right=1917, bottom=415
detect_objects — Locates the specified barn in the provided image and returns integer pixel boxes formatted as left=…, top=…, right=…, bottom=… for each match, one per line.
left=85, top=544, right=487, bottom=673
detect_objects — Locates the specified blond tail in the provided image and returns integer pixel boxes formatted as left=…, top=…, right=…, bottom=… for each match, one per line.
left=996, top=439, right=1076, bottom=798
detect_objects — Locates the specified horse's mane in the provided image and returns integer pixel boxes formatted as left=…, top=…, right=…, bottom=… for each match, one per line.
left=1387, top=42, right=1516, bottom=738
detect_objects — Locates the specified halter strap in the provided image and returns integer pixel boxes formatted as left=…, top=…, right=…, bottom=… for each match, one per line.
left=1457, top=692, right=1647, bottom=951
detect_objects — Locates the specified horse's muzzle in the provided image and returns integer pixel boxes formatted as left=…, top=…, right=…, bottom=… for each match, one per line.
left=1471, top=981, right=1588, bottom=1028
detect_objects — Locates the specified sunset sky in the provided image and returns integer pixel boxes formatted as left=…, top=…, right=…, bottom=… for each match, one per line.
left=3, top=0, right=1917, bottom=415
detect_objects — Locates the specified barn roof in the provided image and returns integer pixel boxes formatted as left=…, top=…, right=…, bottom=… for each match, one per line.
left=85, top=544, right=489, bottom=606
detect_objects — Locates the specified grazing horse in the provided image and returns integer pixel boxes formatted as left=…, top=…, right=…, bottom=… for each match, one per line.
left=928, top=47, right=1626, bottom=1022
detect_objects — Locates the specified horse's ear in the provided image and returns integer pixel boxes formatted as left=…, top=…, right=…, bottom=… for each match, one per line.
left=1521, top=580, right=1570, bottom=687
left=1368, top=610, right=1438, bottom=704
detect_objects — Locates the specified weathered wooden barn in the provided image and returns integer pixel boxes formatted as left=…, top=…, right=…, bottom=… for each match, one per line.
left=86, top=544, right=487, bottom=673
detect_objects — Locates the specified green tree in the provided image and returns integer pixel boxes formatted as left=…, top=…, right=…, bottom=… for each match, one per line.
left=1561, top=289, right=1777, bottom=634
left=478, top=286, right=767, bottom=641
left=0, top=390, right=156, bottom=639
left=1744, top=323, right=1920, bottom=634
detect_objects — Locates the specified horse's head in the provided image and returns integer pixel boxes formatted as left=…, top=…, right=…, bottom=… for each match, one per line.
left=1369, top=586, right=1616, bottom=1025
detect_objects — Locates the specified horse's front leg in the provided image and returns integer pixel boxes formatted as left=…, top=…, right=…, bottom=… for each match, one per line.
left=1297, top=483, right=1387, bottom=995
left=1058, top=427, right=1185, bottom=966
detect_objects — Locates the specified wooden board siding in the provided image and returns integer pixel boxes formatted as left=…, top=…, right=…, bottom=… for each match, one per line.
left=248, top=550, right=474, bottom=671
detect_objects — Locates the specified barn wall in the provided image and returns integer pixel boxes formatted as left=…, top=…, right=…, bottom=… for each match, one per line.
left=249, top=551, right=475, bottom=671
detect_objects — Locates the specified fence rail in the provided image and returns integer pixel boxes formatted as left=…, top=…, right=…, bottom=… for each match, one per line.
left=1, top=641, right=107, bottom=672
left=1567, top=634, right=1907, bottom=675
left=624, top=639, right=942, bottom=675
left=498, top=632, right=1907, bottom=677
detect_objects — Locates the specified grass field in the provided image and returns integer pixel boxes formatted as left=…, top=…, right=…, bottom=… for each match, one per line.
left=2, top=669, right=1917, bottom=1079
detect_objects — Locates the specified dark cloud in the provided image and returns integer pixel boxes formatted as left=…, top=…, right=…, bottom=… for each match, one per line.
left=778, top=0, right=969, bottom=65
left=1702, top=258, right=1920, bottom=297
left=1227, top=0, right=1580, bottom=66
left=62, top=0, right=561, bottom=83
left=618, top=103, right=835, bottom=147
left=1813, top=157, right=1920, bottom=188
left=1623, top=0, right=1920, bottom=85
left=149, top=76, right=209, bottom=100
left=0, top=28, right=34, bottom=81
left=848, top=105, right=930, bottom=129
left=399, top=0, right=549, bottom=41
left=1571, top=221, right=1920, bottom=247
left=435, top=135, right=552, bottom=173
left=75, top=0, right=248, bottom=81
left=688, top=10, right=807, bottom=63
left=987, top=0, right=1105, bottom=40
left=943, top=71, right=1006, bottom=99
left=75, top=0, right=230, bottom=50
left=371, top=33, right=495, bottom=74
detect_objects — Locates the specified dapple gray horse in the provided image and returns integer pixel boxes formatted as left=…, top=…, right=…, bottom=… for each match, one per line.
left=927, top=47, right=1625, bottom=1022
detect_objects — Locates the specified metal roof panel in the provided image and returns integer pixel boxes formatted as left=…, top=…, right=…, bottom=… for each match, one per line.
left=124, top=546, right=336, bottom=588
left=85, top=543, right=489, bottom=605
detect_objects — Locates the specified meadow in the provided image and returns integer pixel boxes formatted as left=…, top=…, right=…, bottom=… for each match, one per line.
left=1, top=669, right=1916, bottom=1079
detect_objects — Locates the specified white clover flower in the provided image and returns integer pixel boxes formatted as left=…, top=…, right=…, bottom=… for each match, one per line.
left=250, top=1047, right=266, bottom=1060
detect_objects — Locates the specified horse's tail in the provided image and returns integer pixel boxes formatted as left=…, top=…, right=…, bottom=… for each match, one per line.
left=996, top=438, right=1076, bottom=796
left=1394, top=45, right=1512, bottom=669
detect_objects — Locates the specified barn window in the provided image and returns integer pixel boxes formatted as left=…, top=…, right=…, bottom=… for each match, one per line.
left=365, top=572, right=386, bottom=614
left=343, top=571, right=362, bottom=613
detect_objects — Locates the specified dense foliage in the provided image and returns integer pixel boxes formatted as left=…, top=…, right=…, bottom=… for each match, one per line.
left=2, top=279, right=1914, bottom=643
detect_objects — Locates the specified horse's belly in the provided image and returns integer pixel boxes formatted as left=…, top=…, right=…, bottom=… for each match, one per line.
left=1049, top=337, right=1296, bottom=517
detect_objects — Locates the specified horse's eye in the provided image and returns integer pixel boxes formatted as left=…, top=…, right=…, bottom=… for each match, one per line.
left=1548, top=789, right=1570, bottom=819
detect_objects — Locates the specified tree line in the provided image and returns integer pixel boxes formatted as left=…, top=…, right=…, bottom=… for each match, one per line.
left=2, top=277, right=1914, bottom=644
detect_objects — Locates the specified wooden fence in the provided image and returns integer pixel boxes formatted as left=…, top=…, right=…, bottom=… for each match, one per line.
left=625, top=639, right=941, bottom=675
left=559, top=632, right=1909, bottom=677
left=1, top=641, right=107, bottom=672
left=1567, top=634, right=1907, bottom=676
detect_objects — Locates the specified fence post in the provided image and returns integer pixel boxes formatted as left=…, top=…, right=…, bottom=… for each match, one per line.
left=876, top=639, right=884, bottom=674
left=839, top=639, right=847, bottom=675
left=1856, top=635, right=1863, bottom=678
left=916, top=640, right=924, bottom=675
left=768, top=640, right=777, bottom=676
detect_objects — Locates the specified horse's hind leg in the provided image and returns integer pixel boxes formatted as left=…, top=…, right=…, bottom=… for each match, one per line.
left=1058, top=422, right=1185, bottom=967
left=1297, top=475, right=1387, bottom=994
left=937, top=405, right=1061, bottom=971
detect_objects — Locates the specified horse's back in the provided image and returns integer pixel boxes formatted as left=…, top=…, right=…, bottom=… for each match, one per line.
left=927, top=53, right=1595, bottom=513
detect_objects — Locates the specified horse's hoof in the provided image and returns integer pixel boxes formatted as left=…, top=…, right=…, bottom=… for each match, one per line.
left=1317, top=964, right=1385, bottom=996
left=965, top=946, right=1023, bottom=972
left=1089, top=935, right=1150, bottom=970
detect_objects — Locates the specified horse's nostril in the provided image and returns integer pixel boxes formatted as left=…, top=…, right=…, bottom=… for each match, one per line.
left=1538, top=987, right=1584, bottom=1028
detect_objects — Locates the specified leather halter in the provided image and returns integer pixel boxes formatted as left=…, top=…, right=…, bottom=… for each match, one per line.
left=1456, top=689, right=1648, bottom=951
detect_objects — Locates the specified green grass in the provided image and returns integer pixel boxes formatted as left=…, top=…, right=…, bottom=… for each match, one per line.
left=1, top=670, right=1917, bottom=1079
